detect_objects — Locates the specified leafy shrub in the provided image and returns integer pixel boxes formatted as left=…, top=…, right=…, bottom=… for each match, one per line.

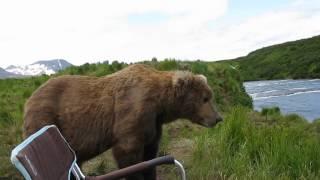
left=261, top=106, right=281, bottom=116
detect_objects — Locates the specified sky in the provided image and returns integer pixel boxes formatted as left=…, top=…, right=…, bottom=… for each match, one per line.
left=0, top=0, right=320, bottom=68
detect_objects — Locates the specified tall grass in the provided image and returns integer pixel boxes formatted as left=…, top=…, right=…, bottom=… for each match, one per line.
left=0, top=76, right=49, bottom=178
left=190, top=107, right=320, bottom=179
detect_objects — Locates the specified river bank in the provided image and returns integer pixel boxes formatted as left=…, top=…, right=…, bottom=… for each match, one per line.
left=244, top=79, right=320, bottom=121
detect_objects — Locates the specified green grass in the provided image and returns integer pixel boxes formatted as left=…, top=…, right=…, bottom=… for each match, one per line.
left=0, top=75, right=49, bottom=178
left=189, top=107, right=320, bottom=179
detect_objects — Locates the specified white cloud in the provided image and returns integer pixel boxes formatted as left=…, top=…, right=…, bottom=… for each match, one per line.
left=194, top=0, right=320, bottom=60
left=0, top=0, right=319, bottom=67
left=0, top=0, right=228, bottom=67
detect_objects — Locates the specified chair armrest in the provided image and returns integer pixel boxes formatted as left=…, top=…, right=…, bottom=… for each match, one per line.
left=86, top=155, right=175, bottom=180
left=144, top=155, right=175, bottom=167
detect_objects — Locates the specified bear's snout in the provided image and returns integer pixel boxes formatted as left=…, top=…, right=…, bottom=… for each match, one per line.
left=203, top=114, right=223, bottom=128
left=196, top=101, right=223, bottom=128
left=216, top=115, right=223, bottom=123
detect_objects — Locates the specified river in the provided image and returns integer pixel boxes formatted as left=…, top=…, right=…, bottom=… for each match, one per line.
left=244, top=79, right=320, bottom=121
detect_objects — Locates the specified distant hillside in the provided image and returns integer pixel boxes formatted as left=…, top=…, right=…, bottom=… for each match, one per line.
left=220, top=35, right=320, bottom=81
left=0, top=67, right=20, bottom=79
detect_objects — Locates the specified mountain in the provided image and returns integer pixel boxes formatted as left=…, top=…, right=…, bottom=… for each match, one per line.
left=0, top=67, right=20, bottom=79
left=219, top=35, right=320, bottom=81
left=5, top=59, right=73, bottom=76
left=31, top=59, right=72, bottom=72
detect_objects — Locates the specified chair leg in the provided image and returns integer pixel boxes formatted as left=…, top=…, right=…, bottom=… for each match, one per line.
left=73, top=163, right=86, bottom=179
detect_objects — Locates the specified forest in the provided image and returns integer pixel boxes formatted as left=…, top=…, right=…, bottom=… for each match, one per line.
left=219, top=35, right=320, bottom=81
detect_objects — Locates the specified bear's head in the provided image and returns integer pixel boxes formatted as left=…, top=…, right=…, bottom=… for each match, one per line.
left=172, top=71, right=223, bottom=127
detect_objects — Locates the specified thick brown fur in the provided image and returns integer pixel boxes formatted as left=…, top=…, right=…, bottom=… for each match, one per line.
left=23, top=64, right=222, bottom=180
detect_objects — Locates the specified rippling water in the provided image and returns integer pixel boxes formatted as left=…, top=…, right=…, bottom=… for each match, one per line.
left=244, top=79, right=320, bottom=121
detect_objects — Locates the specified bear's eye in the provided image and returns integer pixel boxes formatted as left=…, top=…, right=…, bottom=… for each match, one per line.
left=203, top=97, right=209, bottom=103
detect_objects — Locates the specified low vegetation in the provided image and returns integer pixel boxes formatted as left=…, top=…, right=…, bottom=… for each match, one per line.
left=0, top=75, right=49, bottom=178
left=188, top=107, right=320, bottom=179
left=1, top=60, right=320, bottom=179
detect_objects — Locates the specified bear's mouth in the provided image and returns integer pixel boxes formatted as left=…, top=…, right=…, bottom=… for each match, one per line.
left=200, top=116, right=223, bottom=127
left=198, top=118, right=217, bottom=128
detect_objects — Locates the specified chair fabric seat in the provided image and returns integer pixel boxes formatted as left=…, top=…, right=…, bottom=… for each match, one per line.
left=11, top=125, right=76, bottom=180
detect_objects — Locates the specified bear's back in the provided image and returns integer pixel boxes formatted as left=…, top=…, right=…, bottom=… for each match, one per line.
left=26, top=75, right=99, bottom=106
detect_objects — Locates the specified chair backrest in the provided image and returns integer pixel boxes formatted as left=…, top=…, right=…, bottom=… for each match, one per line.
left=11, top=125, right=77, bottom=180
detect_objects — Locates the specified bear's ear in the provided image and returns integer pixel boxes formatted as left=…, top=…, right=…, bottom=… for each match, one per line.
left=196, top=74, right=207, bottom=84
left=172, top=71, right=194, bottom=98
left=172, top=71, right=193, bottom=87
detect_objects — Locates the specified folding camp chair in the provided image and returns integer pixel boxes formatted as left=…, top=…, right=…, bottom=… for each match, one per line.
left=11, top=125, right=186, bottom=180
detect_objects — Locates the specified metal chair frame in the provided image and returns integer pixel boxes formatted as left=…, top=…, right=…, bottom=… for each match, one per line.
left=11, top=125, right=186, bottom=180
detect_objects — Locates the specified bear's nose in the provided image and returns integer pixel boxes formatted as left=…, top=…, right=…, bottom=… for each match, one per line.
left=216, top=116, right=223, bottom=122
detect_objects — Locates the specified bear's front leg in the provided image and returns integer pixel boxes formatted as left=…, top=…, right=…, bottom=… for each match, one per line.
left=143, top=142, right=159, bottom=180
left=112, top=138, right=145, bottom=180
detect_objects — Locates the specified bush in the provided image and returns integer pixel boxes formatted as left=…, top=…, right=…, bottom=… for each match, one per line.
left=261, top=106, right=281, bottom=116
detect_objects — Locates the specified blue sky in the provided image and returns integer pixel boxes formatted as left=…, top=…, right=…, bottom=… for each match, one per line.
left=127, top=0, right=293, bottom=30
left=0, top=0, right=319, bottom=67
left=226, top=0, right=291, bottom=21
left=127, top=12, right=170, bottom=25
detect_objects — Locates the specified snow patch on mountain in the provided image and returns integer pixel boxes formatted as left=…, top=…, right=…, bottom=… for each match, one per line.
left=4, top=59, right=72, bottom=76
left=0, top=67, right=20, bottom=78
left=6, top=64, right=56, bottom=75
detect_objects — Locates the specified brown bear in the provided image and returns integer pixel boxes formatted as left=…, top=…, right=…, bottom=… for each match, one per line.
left=23, top=64, right=222, bottom=180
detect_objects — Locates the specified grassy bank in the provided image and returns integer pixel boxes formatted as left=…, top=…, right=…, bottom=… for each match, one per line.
left=188, top=107, right=320, bottom=179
